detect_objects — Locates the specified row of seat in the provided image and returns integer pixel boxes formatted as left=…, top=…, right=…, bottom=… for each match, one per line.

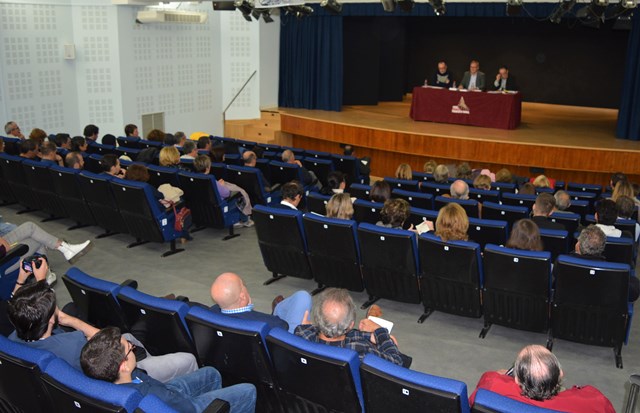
left=0, top=266, right=561, bottom=413
left=252, top=205, right=635, bottom=368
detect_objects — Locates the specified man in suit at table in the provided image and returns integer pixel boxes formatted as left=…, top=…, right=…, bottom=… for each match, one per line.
left=460, top=60, right=486, bottom=91
left=432, top=61, right=454, bottom=88
left=493, top=65, right=518, bottom=91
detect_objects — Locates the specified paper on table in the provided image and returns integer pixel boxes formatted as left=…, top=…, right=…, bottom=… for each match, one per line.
left=368, top=316, right=394, bottom=333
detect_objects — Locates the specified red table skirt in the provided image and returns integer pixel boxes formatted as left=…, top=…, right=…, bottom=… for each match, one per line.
left=410, top=86, right=522, bottom=130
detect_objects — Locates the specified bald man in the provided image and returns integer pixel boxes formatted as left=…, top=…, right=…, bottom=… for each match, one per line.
left=210, top=273, right=311, bottom=334
left=450, top=180, right=469, bottom=200
left=469, top=345, right=614, bottom=413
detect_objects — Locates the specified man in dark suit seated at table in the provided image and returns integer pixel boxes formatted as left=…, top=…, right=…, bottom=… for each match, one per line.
left=493, top=65, right=518, bottom=91
left=432, top=61, right=454, bottom=88
left=459, top=60, right=486, bottom=91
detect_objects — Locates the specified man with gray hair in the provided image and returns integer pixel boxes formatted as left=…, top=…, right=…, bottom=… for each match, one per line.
left=553, top=190, right=572, bottom=213
left=433, top=164, right=449, bottom=183
left=470, top=344, right=614, bottom=412
left=450, top=179, right=469, bottom=200
left=294, top=288, right=403, bottom=366
left=4, top=121, right=25, bottom=139
left=180, top=140, right=197, bottom=160
left=281, top=149, right=320, bottom=189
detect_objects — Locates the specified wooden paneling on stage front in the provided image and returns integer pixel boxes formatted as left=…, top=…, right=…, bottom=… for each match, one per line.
left=280, top=101, right=640, bottom=186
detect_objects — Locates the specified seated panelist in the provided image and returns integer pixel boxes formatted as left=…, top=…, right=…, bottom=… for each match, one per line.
left=493, top=65, right=518, bottom=91
left=460, top=60, right=486, bottom=91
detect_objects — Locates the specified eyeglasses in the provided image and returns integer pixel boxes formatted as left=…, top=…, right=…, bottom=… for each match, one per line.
left=123, top=341, right=136, bottom=362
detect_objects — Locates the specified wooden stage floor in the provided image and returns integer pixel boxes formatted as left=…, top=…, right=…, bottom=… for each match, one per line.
left=279, top=100, right=640, bottom=185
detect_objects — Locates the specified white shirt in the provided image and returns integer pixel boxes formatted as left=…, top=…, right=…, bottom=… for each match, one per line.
left=469, top=73, right=477, bottom=89
left=280, top=200, right=298, bottom=210
left=596, top=223, right=622, bottom=238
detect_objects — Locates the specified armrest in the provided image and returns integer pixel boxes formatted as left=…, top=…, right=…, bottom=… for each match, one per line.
left=0, top=244, right=29, bottom=267
left=203, top=399, right=230, bottom=413
left=119, top=279, right=138, bottom=290
left=267, top=183, right=281, bottom=192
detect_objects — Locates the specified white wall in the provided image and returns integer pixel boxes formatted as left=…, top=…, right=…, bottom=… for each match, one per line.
left=0, top=0, right=280, bottom=139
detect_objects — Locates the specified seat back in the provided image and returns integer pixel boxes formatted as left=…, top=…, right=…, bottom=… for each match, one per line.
left=347, top=183, right=371, bottom=200
left=435, top=196, right=479, bottom=218
left=490, top=182, right=517, bottom=193
left=266, top=328, right=363, bottom=413
left=0, top=244, right=29, bottom=300
left=0, top=152, right=16, bottom=204
left=419, top=182, right=450, bottom=197
left=117, top=136, right=141, bottom=149
left=552, top=255, right=630, bottom=348
left=185, top=307, right=282, bottom=413
left=392, top=189, right=434, bottom=210
left=305, top=192, right=331, bottom=215
left=114, top=146, right=141, bottom=161
left=567, top=182, right=602, bottom=193
left=62, top=267, right=129, bottom=331
left=86, top=143, right=116, bottom=156
left=303, top=214, right=364, bottom=292
left=226, top=165, right=278, bottom=206
left=331, top=154, right=361, bottom=184
left=210, top=162, right=227, bottom=180
left=269, top=161, right=304, bottom=185
left=117, top=286, right=197, bottom=357
left=384, top=177, right=420, bottom=192
left=41, top=358, right=142, bottom=413
left=472, top=389, right=563, bottom=413
left=2, top=137, right=21, bottom=155
left=566, top=191, right=598, bottom=213
left=481, top=202, right=529, bottom=229
left=252, top=205, right=313, bottom=280
left=352, top=199, right=383, bottom=224
left=147, top=164, right=180, bottom=188
left=360, top=354, right=470, bottom=413
left=418, top=233, right=483, bottom=317
left=49, top=166, right=96, bottom=226
left=500, top=193, right=536, bottom=210
left=468, top=188, right=501, bottom=204
left=467, top=218, right=508, bottom=249
left=0, top=336, right=55, bottom=413
left=482, top=245, right=552, bottom=333
left=179, top=170, right=240, bottom=229
left=77, top=171, right=128, bottom=234
left=412, top=171, right=433, bottom=183
left=565, top=199, right=589, bottom=220
left=0, top=154, right=40, bottom=210
left=302, top=158, right=334, bottom=187
left=84, top=154, right=104, bottom=174
left=406, top=207, right=438, bottom=228
left=22, top=159, right=67, bottom=217
left=538, top=229, right=569, bottom=260
left=548, top=212, right=580, bottom=236
left=605, top=236, right=635, bottom=266
left=358, top=223, right=421, bottom=304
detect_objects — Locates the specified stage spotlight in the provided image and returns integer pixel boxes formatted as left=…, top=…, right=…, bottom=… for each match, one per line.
left=549, top=0, right=577, bottom=23
left=234, top=0, right=254, bottom=21
left=321, top=0, right=343, bottom=14
left=251, top=7, right=274, bottom=22
left=576, top=0, right=609, bottom=27
left=396, top=0, right=415, bottom=12
left=429, top=0, right=446, bottom=15
left=610, top=0, right=637, bottom=17
left=381, top=0, right=396, bottom=13
left=506, top=0, right=523, bottom=16
left=285, top=5, right=314, bottom=19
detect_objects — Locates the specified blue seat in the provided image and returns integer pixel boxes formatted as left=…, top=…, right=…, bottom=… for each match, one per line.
left=114, top=146, right=141, bottom=161
left=147, top=164, right=180, bottom=187
left=138, top=139, right=163, bottom=150
left=177, top=170, right=241, bottom=239
left=554, top=180, right=565, bottom=191
left=419, top=181, right=450, bottom=197
left=0, top=335, right=55, bottom=413
left=406, top=207, right=438, bottom=228
left=353, top=199, right=383, bottom=224
left=480, top=245, right=552, bottom=339
left=223, top=153, right=242, bottom=166
left=226, top=164, right=281, bottom=207
left=41, top=358, right=143, bottom=413
left=305, top=192, right=331, bottom=215
left=481, top=202, right=529, bottom=229
left=303, top=213, right=364, bottom=292
left=565, top=199, right=589, bottom=220
left=384, top=177, right=420, bottom=192
left=490, top=182, right=516, bottom=193
left=84, top=153, right=104, bottom=174
left=471, top=389, right=564, bottom=413
left=584, top=215, right=637, bottom=238
left=257, top=142, right=282, bottom=152
left=116, top=136, right=141, bottom=149
left=22, top=159, right=67, bottom=220
left=332, top=154, right=367, bottom=185
left=567, top=182, right=602, bottom=193
left=418, top=233, right=483, bottom=322
left=266, top=327, right=363, bottom=413
left=500, top=193, right=536, bottom=210
left=49, top=165, right=96, bottom=229
left=77, top=171, right=128, bottom=237
left=0, top=151, right=16, bottom=205
left=538, top=228, right=569, bottom=260
left=551, top=255, right=632, bottom=368
left=534, top=187, right=554, bottom=194
left=210, top=162, right=227, bottom=180
left=392, top=189, right=434, bottom=210
left=110, top=177, right=186, bottom=256
left=435, top=196, right=479, bottom=218
left=469, top=188, right=501, bottom=204
left=86, top=142, right=116, bottom=156
left=348, top=183, right=371, bottom=200
left=566, top=191, right=598, bottom=213
left=605, top=236, right=635, bottom=267
left=236, top=138, right=256, bottom=151
left=221, top=137, right=240, bottom=155
left=117, top=286, right=197, bottom=358
left=0, top=244, right=28, bottom=301
left=62, top=267, right=133, bottom=332
left=1, top=136, right=21, bottom=156
left=467, top=218, right=508, bottom=249
left=358, top=223, right=421, bottom=307
left=412, top=171, right=434, bottom=183
left=0, top=153, right=39, bottom=212
left=252, top=205, right=313, bottom=285
left=303, top=157, right=334, bottom=187
left=549, top=212, right=581, bottom=237
left=184, top=307, right=282, bottom=413
left=360, top=354, right=470, bottom=413
left=305, top=149, right=332, bottom=160
left=269, top=160, right=310, bottom=187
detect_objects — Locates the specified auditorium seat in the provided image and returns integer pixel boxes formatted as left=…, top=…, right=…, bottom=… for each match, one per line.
left=331, top=153, right=367, bottom=185
left=302, top=157, right=334, bottom=187
left=0, top=335, right=55, bottom=413
left=49, top=165, right=96, bottom=230
left=469, top=188, right=501, bottom=204
left=223, top=153, right=242, bottom=166
left=210, top=162, right=228, bottom=180
left=269, top=160, right=311, bottom=188
left=86, top=143, right=116, bottom=156
left=115, top=146, right=141, bottom=161
left=392, top=189, right=434, bottom=210
left=358, top=222, right=421, bottom=307
left=303, top=213, right=364, bottom=292
left=41, top=358, right=143, bottom=413
left=412, top=171, right=434, bottom=183
left=116, top=136, right=141, bottom=149
left=266, top=327, right=363, bottom=413
left=420, top=181, right=450, bottom=197
left=222, top=138, right=240, bottom=154
left=471, top=389, right=561, bottom=413
left=0, top=155, right=16, bottom=206
left=62, top=267, right=135, bottom=332
left=177, top=170, right=242, bottom=239
left=566, top=191, right=598, bottom=213
left=489, top=182, right=516, bottom=193
left=179, top=158, right=196, bottom=172
left=255, top=158, right=272, bottom=182
left=584, top=215, right=637, bottom=237
left=1, top=136, right=21, bottom=156
left=480, top=245, right=552, bottom=339
left=257, top=142, right=282, bottom=152
left=0, top=244, right=28, bottom=301
left=305, top=192, right=330, bottom=215
left=435, top=196, right=479, bottom=218
left=117, top=286, right=198, bottom=358
left=185, top=307, right=282, bottom=413
left=22, top=159, right=67, bottom=221
left=0, top=154, right=40, bottom=212
left=418, top=233, right=483, bottom=322
left=236, top=138, right=256, bottom=151
left=305, top=149, right=332, bottom=160
left=77, top=171, right=128, bottom=237
left=567, top=182, right=603, bottom=193
left=538, top=228, right=569, bottom=260
left=147, top=164, right=180, bottom=188
left=467, top=218, right=508, bottom=249
left=360, top=354, right=470, bottom=413
left=252, top=205, right=313, bottom=285
left=565, top=199, right=589, bottom=221
left=481, top=202, right=529, bottom=229
left=549, top=212, right=581, bottom=236
left=225, top=164, right=281, bottom=207
left=384, top=177, right=420, bottom=192
left=500, top=192, right=536, bottom=210
left=347, top=183, right=371, bottom=200
left=84, top=154, right=104, bottom=174
left=139, top=139, right=163, bottom=150
left=605, top=236, right=635, bottom=267
left=406, top=207, right=438, bottom=228
left=353, top=199, right=383, bottom=224
left=110, top=177, right=186, bottom=256
left=550, top=255, right=632, bottom=368
left=534, top=187, right=554, bottom=194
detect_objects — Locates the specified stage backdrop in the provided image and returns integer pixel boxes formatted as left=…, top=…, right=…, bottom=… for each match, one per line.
left=343, top=16, right=629, bottom=108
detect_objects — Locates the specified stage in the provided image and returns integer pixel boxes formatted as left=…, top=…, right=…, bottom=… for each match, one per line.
left=279, top=98, right=640, bottom=186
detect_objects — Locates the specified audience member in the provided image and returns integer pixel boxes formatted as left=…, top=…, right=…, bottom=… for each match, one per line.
left=457, top=162, right=472, bottom=180
left=470, top=344, right=615, bottom=413
left=326, top=193, right=354, bottom=220
left=4, top=121, right=25, bottom=139
left=197, top=136, right=211, bottom=151
left=532, top=175, right=552, bottom=188
left=518, top=182, right=535, bottom=195
left=102, top=134, right=116, bottom=146
left=423, top=159, right=437, bottom=174
left=553, top=190, right=572, bottom=213
left=65, top=151, right=84, bottom=169
left=594, top=199, right=623, bottom=237
left=19, top=139, right=39, bottom=159
left=343, top=145, right=371, bottom=182
left=164, top=133, right=178, bottom=147
left=83, top=124, right=99, bottom=142
left=433, top=164, right=449, bottom=183
left=39, top=141, right=63, bottom=166
left=369, top=180, right=391, bottom=203
left=473, top=174, right=492, bottom=191
left=612, top=180, right=640, bottom=207
left=159, top=146, right=180, bottom=167
left=506, top=219, right=543, bottom=251
left=320, top=171, right=347, bottom=196
left=175, top=131, right=187, bottom=147
left=610, top=171, right=627, bottom=190
left=450, top=179, right=470, bottom=200
left=435, top=203, right=469, bottom=242
left=277, top=181, right=304, bottom=210
left=146, top=129, right=165, bottom=143
left=125, top=164, right=165, bottom=202
left=210, top=145, right=225, bottom=163
left=243, top=150, right=272, bottom=191
left=100, top=154, right=126, bottom=178
left=180, top=140, right=197, bottom=160
left=193, top=155, right=229, bottom=198
left=81, top=326, right=256, bottom=413
left=54, top=133, right=71, bottom=150
left=29, top=128, right=47, bottom=145
left=395, top=163, right=412, bottom=180
left=495, top=168, right=513, bottom=184
left=295, top=288, right=404, bottom=365
left=210, top=272, right=311, bottom=334
left=531, top=193, right=565, bottom=230
left=282, top=149, right=320, bottom=189
left=616, top=195, right=640, bottom=241
left=124, top=123, right=139, bottom=137
left=70, top=136, right=88, bottom=153
left=377, top=199, right=411, bottom=230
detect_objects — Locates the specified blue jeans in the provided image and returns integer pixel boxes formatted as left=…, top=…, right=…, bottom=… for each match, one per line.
left=165, top=367, right=256, bottom=413
left=273, top=290, right=313, bottom=333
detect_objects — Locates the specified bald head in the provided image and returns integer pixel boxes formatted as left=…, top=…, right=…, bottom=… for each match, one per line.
left=210, top=272, right=250, bottom=310
left=514, top=345, right=562, bottom=401
left=243, top=150, right=257, bottom=167
left=450, top=179, right=469, bottom=200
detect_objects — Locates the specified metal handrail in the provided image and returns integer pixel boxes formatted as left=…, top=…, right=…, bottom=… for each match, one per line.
left=222, top=70, right=257, bottom=136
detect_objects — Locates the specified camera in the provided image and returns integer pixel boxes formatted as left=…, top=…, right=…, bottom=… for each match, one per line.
left=21, top=253, right=48, bottom=273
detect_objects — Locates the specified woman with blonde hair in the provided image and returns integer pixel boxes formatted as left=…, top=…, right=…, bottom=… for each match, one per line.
left=611, top=180, right=636, bottom=202
left=473, top=174, right=492, bottom=191
left=423, top=160, right=437, bottom=174
left=159, top=146, right=180, bottom=167
left=395, top=163, right=412, bottom=180
left=435, top=203, right=469, bottom=242
left=505, top=219, right=543, bottom=251
left=495, top=168, right=512, bottom=183
left=326, top=193, right=354, bottom=220
left=532, top=174, right=551, bottom=188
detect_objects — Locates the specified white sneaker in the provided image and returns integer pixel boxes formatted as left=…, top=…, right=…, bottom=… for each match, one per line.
left=233, top=222, right=244, bottom=229
left=243, top=218, right=255, bottom=228
left=58, top=240, right=93, bottom=264
left=46, top=269, right=57, bottom=286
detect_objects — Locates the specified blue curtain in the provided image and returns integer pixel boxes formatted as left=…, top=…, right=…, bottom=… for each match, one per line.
left=617, top=12, right=640, bottom=140
left=279, top=14, right=343, bottom=111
